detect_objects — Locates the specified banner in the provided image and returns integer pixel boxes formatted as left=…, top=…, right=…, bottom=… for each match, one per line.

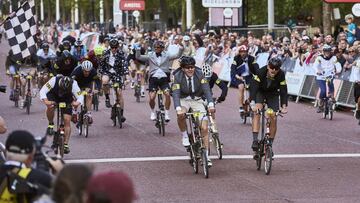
left=285, top=72, right=306, bottom=96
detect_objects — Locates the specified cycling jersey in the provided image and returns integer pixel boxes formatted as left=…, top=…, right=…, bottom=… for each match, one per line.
left=313, top=55, right=342, bottom=80
left=71, top=66, right=101, bottom=89
left=100, top=49, right=128, bottom=77
left=54, top=55, right=78, bottom=76
left=250, top=66, right=288, bottom=107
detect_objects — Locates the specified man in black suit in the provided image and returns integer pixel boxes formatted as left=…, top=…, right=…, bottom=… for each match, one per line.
left=172, top=56, right=215, bottom=167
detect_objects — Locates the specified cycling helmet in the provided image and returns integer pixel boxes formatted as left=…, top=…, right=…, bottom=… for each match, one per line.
left=74, top=40, right=83, bottom=47
left=109, top=39, right=119, bottom=48
left=153, top=40, right=165, bottom=48
left=81, top=60, right=93, bottom=71
left=62, top=40, right=71, bottom=49
left=58, top=76, right=73, bottom=91
left=268, top=57, right=282, bottom=70
left=62, top=50, right=72, bottom=59
left=239, top=45, right=248, bottom=52
left=41, top=42, right=49, bottom=49
left=201, top=63, right=213, bottom=78
left=117, top=35, right=125, bottom=43
left=183, top=35, right=191, bottom=41
left=180, top=56, right=196, bottom=68
left=323, top=44, right=332, bottom=52
left=93, top=45, right=104, bottom=56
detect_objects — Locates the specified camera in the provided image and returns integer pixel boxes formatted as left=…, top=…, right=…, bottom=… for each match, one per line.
left=0, top=85, right=6, bottom=93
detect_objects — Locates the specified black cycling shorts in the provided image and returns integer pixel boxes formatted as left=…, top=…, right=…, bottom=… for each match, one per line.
left=46, top=92, right=73, bottom=115
left=148, top=74, right=170, bottom=92
left=354, top=83, right=360, bottom=103
left=255, top=91, right=280, bottom=112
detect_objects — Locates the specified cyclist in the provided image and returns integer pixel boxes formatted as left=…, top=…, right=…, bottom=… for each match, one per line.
left=54, top=50, right=78, bottom=76
left=136, top=40, right=184, bottom=121
left=5, top=50, right=20, bottom=101
left=71, top=60, right=101, bottom=124
left=249, top=57, right=288, bottom=156
left=37, top=42, right=57, bottom=87
left=172, top=56, right=215, bottom=166
left=231, top=45, right=259, bottom=114
left=85, top=45, right=105, bottom=70
left=56, top=40, right=72, bottom=57
left=99, top=38, right=128, bottom=122
left=18, top=53, right=38, bottom=109
left=39, top=75, right=83, bottom=154
left=313, top=45, right=342, bottom=113
left=127, top=41, right=146, bottom=96
left=71, top=39, right=88, bottom=61
left=201, top=63, right=228, bottom=103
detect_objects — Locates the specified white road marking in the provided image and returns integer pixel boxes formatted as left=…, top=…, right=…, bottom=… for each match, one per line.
left=65, top=153, right=360, bottom=164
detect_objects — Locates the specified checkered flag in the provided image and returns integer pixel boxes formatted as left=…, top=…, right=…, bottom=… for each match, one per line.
left=3, top=0, right=37, bottom=60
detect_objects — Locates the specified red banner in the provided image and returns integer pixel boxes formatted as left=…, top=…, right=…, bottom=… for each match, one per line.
left=120, top=0, right=145, bottom=11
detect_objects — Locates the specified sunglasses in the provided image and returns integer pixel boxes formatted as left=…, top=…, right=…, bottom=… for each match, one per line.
left=349, top=50, right=355, bottom=53
left=269, top=66, right=280, bottom=71
left=184, top=66, right=195, bottom=70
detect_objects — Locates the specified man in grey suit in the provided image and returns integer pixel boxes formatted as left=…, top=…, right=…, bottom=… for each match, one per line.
left=136, top=40, right=184, bottom=121
left=172, top=56, right=215, bottom=167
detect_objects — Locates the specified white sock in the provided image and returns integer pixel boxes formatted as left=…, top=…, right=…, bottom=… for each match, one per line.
left=151, top=109, right=155, bottom=114
left=165, top=110, right=169, bottom=115
left=181, top=131, right=188, bottom=137
left=141, top=86, right=145, bottom=92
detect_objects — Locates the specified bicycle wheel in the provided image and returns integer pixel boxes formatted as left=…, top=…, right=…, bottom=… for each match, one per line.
left=14, top=90, right=19, bottom=107
left=93, top=94, right=99, bottom=111
left=160, top=113, right=165, bottom=136
left=26, top=95, right=31, bottom=114
left=58, top=134, right=65, bottom=158
left=117, top=107, right=123, bottom=129
left=264, top=145, right=273, bottom=175
left=78, top=114, right=83, bottom=136
left=240, top=112, right=247, bottom=124
left=112, top=107, right=117, bottom=127
left=211, top=133, right=223, bottom=159
left=328, top=104, right=333, bottom=120
left=135, top=86, right=140, bottom=102
left=256, top=144, right=262, bottom=170
left=84, top=118, right=89, bottom=138
left=201, top=149, right=209, bottom=178
left=190, top=146, right=198, bottom=174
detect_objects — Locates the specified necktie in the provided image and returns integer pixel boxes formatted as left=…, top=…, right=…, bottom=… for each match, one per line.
left=188, top=77, right=194, bottom=99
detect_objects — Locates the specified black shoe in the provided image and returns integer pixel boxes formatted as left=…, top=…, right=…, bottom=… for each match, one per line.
left=121, top=116, right=126, bottom=122
left=253, top=153, right=259, bottom=160
left=251, top=140, right=258, bottom=151
left=316, top=107, right=323, bottom=113
left=105, top=99, right=111, bottom=108
left=9, top=94, right=14, bottom=101
left=64, top=144, right=70, bottom=154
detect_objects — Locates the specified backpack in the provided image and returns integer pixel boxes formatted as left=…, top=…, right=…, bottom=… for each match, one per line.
left=0, top=168, right=33, bottom=203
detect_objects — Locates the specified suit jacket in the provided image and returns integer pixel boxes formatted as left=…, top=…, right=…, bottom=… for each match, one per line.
left=172, top=67, right=213, bottom=109
left=135, top=47, right=183, bottom=75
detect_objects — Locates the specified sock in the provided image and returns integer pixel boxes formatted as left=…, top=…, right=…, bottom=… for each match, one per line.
left=105, top=94, right=109, bottom=100
left=165, top=110, right=169, bottom=115
left=151, top=108, right=155, bottom=113
left=141, top=86, right=145, bottom=92
left=253, top=132, right=258, bottom=141
left=181, top=131, right=188, bottom=137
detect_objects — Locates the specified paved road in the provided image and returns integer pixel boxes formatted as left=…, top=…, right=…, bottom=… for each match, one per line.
left=0, top=42, right=360, bottom=203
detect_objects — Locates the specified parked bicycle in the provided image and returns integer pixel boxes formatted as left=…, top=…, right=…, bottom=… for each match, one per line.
left=154, top=89, right=166, bottom=136
left=254, top=107, right=283, bottom=175
left=185, top=110, right=210, bottom=178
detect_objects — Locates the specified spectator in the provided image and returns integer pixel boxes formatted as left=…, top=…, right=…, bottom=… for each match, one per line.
left=85, top=171, right=136, bottom=203
left=51, top=164, right=94, bottom=203
left=345, top=14, right=356, bottom=45
left=0, top=130, right=54, bottom=202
